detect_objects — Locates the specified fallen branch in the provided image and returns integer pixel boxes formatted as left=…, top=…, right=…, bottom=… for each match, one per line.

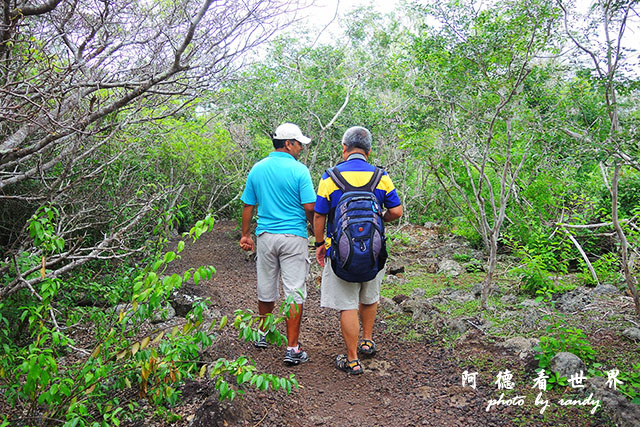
left=560, top=225, right=599, bottom=286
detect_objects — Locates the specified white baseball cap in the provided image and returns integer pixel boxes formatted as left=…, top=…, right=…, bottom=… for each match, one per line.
left=273, top=123, right=311, bottom=145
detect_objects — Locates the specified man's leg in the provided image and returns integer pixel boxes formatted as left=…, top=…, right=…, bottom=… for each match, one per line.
left=340, top=309, right=360, bottom=361
left=258, top=300, right=276, bottom=331
left=278, top=235, right=309, bottom=347
left=359, top=301, right=378, bottom=342
left=286, top=303, right=303, bottom=347
left=255, top=234, right=280, bottom=347
left=357, top=268, right=385, bottom=354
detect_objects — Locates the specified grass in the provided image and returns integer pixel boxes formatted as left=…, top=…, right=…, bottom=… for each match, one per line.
left=381, top=271, right=485, bottom=299
left=434, top=299, right=480, bottom=317
left=382, top=313, right=425, bottom=341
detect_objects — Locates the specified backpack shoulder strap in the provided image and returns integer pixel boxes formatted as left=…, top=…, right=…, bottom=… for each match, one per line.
left=365, top=167, right=384, bottom=193
left=326, top=167, right=358, bottom=193
left=327, top=166, right=384, bottom=194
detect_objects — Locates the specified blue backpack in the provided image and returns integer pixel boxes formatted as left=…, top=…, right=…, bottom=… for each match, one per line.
left=326, top=166, right=388, bottom=283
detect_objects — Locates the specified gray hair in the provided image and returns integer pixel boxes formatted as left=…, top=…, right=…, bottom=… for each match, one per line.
left=342, top=126, right=372, bottom=152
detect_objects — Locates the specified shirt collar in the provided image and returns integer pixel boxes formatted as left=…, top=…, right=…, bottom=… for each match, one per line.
left=346, top=153, right=367, bottom=162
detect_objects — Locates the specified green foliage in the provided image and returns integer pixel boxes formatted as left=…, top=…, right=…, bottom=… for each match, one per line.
left=380, top=274, right=434, bottom=299
left=28, top=205, right=65, bottom=255
left=534, top=323, right=596, bottom=389
left=616, top=364, right=640, bottom=404
left=60, top=265, right=137, bottom=307
left=580, top=252, right=621, bottom=287
left=449, top=217, right=483, bottom=250
left=507, top=231, right=570, bottom=298
left=0, top=215, right=296, bottom=425
left=386, top=229, right=411, bottom=254
left=231, top=293, right=300, bottom=347
left=452, top=253, right=471, bottom=263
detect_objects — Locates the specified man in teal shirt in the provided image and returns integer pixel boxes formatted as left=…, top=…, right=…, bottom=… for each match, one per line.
left=240, top=123, right=316, bottom=366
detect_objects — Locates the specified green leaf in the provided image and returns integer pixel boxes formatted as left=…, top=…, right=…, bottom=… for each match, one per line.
left=34, top=221, right=44, bottom=240
left=218, top=315, right=228, bottom=330
left=164, top=252, right=176, bottom=263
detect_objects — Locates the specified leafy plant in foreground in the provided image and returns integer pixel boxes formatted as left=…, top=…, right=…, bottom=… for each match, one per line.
left=0, top=215, right=298, bottom=426
left=534, top=323, right=596, bottom=390
left=616, top=364, right=640, bottom=405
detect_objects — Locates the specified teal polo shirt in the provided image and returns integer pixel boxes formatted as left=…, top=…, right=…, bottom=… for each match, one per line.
left=241, top=151, right=316, bottom=238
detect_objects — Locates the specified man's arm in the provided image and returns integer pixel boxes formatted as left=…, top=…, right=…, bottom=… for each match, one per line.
left=303, top=202, right=315, bottom=234
left=382, top=205, right=403, bottom=223
left=240, top=203, right=255, bottom=251
left=313, top=212, right=327, bottom=267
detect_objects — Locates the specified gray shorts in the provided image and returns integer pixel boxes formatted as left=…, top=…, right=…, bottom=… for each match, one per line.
left=320, top=260, right=385, bottom=311
left=256, top=233, right=309, bottom=304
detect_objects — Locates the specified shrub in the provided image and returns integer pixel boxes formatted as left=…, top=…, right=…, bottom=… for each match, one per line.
left=534, top=323, right=595, bottom=389
left=0, top=216, right=297, bottom=426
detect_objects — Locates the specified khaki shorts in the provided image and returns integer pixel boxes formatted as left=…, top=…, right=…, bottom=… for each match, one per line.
left=320, top=260, right=384, bottom=311
left=256, top=233, right=309, bottom=304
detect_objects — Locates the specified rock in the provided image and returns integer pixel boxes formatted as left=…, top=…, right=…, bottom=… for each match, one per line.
left=587, top=376, right=640, bottom=427
left=112, top=303, right=141, bottom=324
left=520, top=299, right=541, bottom=308
left=472, top=282, right=500, bottom=298
left=392, top=294, right=410, bottom=305
left=379, top=296, right=402, bottom=314
left=447, top=318, right=468, bottom=334
left=592, top=284, right=620, bottom=295
left=188, top=307, right=222, bottom=330
left=462, top=316, right=491, bottom=332
left=549, top=352, right=586, bottom=379
left=500, top=294, right=518, bottom=305
left=411, top=288, right=426, bottom=298
left=152, top=304, right=176, bottom=324
left=189, top=396, right=249, bottom=427
left=522, top=308, right=541, bottom=330
left=412, top=310, right=431, bottom=323
left=400, top=297, right=438, bottom=323
left=388, top=265, right=405, bottom=275
left=500, top=337, right=540, bottom=358
left=437, top=259, right=463, bottom=277
left=308, top=415, right=334, bottom=425
left=553, top=288, right=592, bottom=312
left=423, top=222, right=438, bottom=229
left=422, top=260, right=439, bottom=273
left=622, top=327, right=640, bottom=342
left=384, top=274, right=402, bottom=285
left=171, top=290, right=201, bottom=317
left=400, top=297, right=434, bottom=314
left=443, top=289, right=474, bottom=303
left=366, top=359, right=393, bottom=376
left=113, top=303, right=133, bottom=316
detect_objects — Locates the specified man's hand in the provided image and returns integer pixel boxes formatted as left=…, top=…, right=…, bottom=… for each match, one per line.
left=315, top=244, right=326, bottom=267
left=240, top=235, right=254, bottom=251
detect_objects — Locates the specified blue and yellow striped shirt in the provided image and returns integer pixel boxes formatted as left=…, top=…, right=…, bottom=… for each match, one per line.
left=315, top=156, right=401, bottom=252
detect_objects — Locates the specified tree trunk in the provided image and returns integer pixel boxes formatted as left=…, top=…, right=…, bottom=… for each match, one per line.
left=481, top=233, right=498, bottom=309
left=611, top=163, right=640, bottom=316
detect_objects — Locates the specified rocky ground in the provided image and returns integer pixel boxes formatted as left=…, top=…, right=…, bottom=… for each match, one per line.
left=148, top=220, right=640, bottom=427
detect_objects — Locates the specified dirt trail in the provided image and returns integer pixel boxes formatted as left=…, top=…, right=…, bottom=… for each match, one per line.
left=166, top=220, right=603, bottom=427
